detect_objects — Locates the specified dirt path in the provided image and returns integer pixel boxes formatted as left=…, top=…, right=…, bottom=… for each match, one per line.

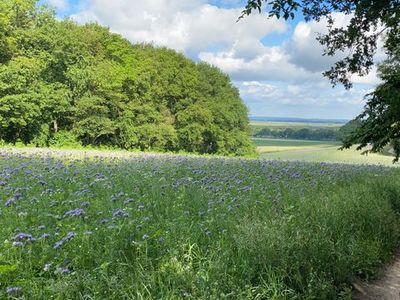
left=353, top=255, right=400, bottom=300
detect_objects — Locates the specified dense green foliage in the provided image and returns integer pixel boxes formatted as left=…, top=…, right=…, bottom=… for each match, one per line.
left=342, top=55, right=400, bottom=161
left=337, top=120, right=362, bottom=143
left=254, top=126, right=339, bottom=141
left=0, top=0, right=254, bottom=156
left=1, top=150, right=400, bottom=299
left=240, top=0, right=400, bottom=161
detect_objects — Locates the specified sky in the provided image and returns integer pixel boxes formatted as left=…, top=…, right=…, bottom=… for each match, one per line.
left=41, top=0, right=384, bottom=120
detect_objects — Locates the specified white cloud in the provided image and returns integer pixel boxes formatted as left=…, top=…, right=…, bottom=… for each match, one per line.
left=72, top=1, right=286, bottom=54
left=237, top=81, right=372, bottom=119
left=285, top=13, right=351, bottom=72
left=46, top=0, right=68, bottom=11
left=199, top=42, right=319, bottom=82
left=200, top=12, right=382, bottom=86
left=352, top=67, right=381, bottom=85
left=239, top=80, right=370, bottom=106
left=285, top=13, right=386, bottom=83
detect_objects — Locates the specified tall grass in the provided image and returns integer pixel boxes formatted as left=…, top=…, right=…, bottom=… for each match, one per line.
left=0, top=150, right=399, bottom=299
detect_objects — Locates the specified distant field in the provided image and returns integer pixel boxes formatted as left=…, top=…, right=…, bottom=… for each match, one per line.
left=255, top=138, right=396, bottom=166
left=254, top=138, right=339, bottom=148
left=251, top=120, right=343, bottom=130
left=252, top=119, right=396, bottom=166
left=255, top=138, right=338, bottom=153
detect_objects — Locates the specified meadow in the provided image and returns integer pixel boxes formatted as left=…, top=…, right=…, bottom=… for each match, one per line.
left=255, top=138, right=396, bottom=166
left=1, top=149, right=400, bottom=299
left=252, top=118, right=396, bottom=166
left=254, top=138, right=340, bottom=148
left=254, top=138, right=339, bottom=154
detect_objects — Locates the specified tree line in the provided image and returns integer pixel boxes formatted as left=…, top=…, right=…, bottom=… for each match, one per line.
left=254, top=127, right=339, bottom=141
left=253, top=120, right=364, bottom=142
left=0, top=0, right=255, bottom=156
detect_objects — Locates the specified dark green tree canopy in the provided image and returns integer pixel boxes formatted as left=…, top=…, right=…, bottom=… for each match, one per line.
left=341, top=52, right=400, bottom=161
left=0, top=0, right=255, bottom=156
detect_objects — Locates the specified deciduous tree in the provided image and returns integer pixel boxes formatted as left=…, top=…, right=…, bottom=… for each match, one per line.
left=241, top=0, right=400, bottom=160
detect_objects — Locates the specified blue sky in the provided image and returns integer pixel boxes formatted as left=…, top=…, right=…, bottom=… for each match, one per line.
left=41, top=0, right=381, bottom=120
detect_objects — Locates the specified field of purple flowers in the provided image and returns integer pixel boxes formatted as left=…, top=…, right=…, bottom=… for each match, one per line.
left=1, top=149, right=400, bottom=299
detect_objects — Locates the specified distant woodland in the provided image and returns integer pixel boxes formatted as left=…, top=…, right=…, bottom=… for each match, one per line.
left=0, top=1, right=254, bottom=156
left=253, top=120, right=363, bottom=142
left=254, top=127, right=339, bottom=141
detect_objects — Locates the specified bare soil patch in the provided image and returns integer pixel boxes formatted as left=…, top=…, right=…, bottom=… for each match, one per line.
left=353, top=255, right=400, bottom=300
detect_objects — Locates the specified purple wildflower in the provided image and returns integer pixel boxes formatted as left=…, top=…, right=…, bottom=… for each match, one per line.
left=5, top=197, right=16, bottom=207
left=112, top=208, right=129, bottom=218
left=81, top=201, right=90, bottom=207
left=6, top=286, right=22, bottom=296
left=123, top=198, right=134, bottom=204
left=64, top=208, right=85, bottom=218
left=53, top=231, right=76, bottom=249
left=53, top=240, right=64, bottom=249
left=12, top=241, right=24, bottom=247
left=14, top=191, right=23, bottom=200
left=136, top=204, right=145, bottom=211
left=65, top=231, right=76, bottom=240
left=13, top=233, right=35, bottom=242
left=56, top=267, right=71, bottom=275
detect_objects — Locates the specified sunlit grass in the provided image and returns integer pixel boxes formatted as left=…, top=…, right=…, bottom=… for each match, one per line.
left=260, top=145, right=396, bottom=166
left=255, top=138, right=339, bottom=154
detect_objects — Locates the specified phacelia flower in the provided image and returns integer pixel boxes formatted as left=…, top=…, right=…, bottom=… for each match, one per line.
left=6, top=286, right=22, bottom=296
left=56, top=267, right=71, bottom=275
left=64, top=208, right=85, bottom=217
left=112, top=208, right=129, bottom=218
left=53, top=231, right=76, bottom=249
left=12, top=241, right=24, bottom=247
left=81, top=201, right=90, bottom=207
left=5, top=197, right=16, bottom=207
left=13, top=232, right=35, bottom=242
